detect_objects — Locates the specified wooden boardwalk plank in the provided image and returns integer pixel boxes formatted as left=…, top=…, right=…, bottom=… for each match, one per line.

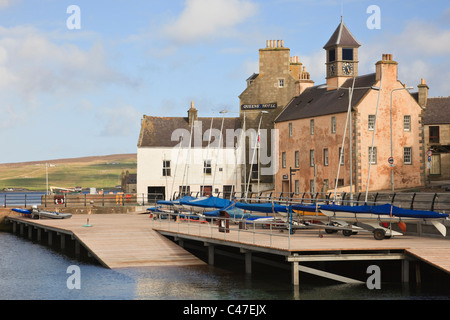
left=7, top=214, right=206, bottom=269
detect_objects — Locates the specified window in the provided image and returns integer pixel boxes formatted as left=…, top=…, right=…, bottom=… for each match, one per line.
left=339, top=147, right=344, bottom=166
left=282, top=152, right=286, bottom=168
left=251, top=164, right=259, bottom=180
left=310, top=150, right=315, bottom=167
left=163, top=160, right=171, bottom=177
left=429, top=126, right=440, bottom=144
left=324, top=148, right=329, bottom=166
left=295, top=180, right=300, bottom=195
left=289, top=123, right=293, bottom=137
left=404, top=147, right=412, bottom=165
left=335, top=179, right=344, bottom=187
left=368, top=115, right=375, bottom=131
left=310, top=180, right=316, bottom=193
left=328, top=49, right=336, bottom=63
left=278, top=78, right=285, bottom=88
left=310, top=119, right=314, bottom=135
left=369, top=147, right=377, bottom=164
left=324, top=179, right=329, bottom=192
left=295, top=151, right=299, bottom=168
left=203, top=160, right=212, bottom=175
left=342, top=48, right=354, bottom=61
left=331, top=116, right=336, bottom=134
left=404, top=115, right=411, bottom=132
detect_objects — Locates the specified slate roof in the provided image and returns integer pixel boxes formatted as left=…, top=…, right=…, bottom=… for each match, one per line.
left=275, top=73, right=377, bottom=123
left=138, top=116, right=242, bottom=148
left=422, top=97, right=450, bottom=125
left=324, top=19, right=361, bottom=49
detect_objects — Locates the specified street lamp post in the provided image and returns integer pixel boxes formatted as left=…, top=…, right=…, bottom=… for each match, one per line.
left=390, top=86, right=413, bottom=191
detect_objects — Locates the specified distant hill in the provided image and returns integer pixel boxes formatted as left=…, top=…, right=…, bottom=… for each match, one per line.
left=0, top=154, right=137, bottom=191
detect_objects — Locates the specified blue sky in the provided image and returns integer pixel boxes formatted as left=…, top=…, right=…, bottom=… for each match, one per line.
left=0, top=0, right=449, bottom=163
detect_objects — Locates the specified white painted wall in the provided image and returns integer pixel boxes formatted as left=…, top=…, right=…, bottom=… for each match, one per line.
left=137, top=146, right=243, bottom=200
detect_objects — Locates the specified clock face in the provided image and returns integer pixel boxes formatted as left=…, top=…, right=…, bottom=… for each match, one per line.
left=328, top=64, right=336, bottom=76
left=342, top=62, right=353, bottom=76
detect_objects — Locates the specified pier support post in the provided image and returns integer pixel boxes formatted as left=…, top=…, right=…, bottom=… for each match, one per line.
left=60, top=233, right=66, bottom=251
left=240, top=249, right=252, bottom=274
left=75, top=240, right=80, bottom=257
left=48, top=231, right=53, bottom=246
left=204, top=243, right=214, bottom=266
left=20, top=223, right=24, bottom=236
left=37, top=228, right=42, bottom=242
left=12, top=222, right=17, bottom=234
left=292, top=262, right=299, bottom=286
left=402, top=259, right=409, bottom=283
left=28, top=225, right=32, bottom=240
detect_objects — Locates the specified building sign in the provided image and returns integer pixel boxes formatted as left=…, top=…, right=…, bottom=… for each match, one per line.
left=241, top=103, right=277, bottom=110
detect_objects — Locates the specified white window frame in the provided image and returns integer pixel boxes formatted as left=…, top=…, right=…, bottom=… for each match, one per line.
left=404, top=115, right=411, bottom=132
left=331, top=116, right=336, bottom=134
left=369, top=147, right=377, bottom=165
left=368, top=115, right=375, bottom=131
left=163, top=160, right=171, bottom=177
left=278, top=78, right=285, bottom=88
left=404, top=147, right=412, bottom=165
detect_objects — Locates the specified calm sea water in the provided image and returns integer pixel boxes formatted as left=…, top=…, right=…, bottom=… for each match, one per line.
left=1, top=232, right=449, bottom=303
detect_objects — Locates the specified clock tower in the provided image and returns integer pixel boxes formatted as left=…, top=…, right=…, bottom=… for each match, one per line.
left=324, top=17, right=361, bottom=90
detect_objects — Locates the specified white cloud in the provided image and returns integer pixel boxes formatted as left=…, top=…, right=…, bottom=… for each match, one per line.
left=100, top=104, right=142, bottom=137
left=0, top=0, right=19, bottom=9
left=163, top=0, right=258, bottom=44
left=357, top=19, right=450, bottom=96
left=0, top=25, right=137, bottom=103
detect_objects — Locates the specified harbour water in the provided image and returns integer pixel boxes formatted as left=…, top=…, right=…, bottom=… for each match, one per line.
left=1, top=232, right=449, bottom=302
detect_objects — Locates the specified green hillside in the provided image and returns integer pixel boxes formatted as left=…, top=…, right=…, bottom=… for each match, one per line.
left=0, top=154, right=137, bottom=191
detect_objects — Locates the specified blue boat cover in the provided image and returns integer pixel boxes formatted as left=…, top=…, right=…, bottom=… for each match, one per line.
left=157, top=196, right=196, bottom=206
left=291, top=204, right=320, bottom=212
left=235, top=202, right=288, bottom=214
left=12, top=208, right=32, bottom=214
left=319, top=203, right=449, bottom=219
left=180, top=196, right=233, bottom=209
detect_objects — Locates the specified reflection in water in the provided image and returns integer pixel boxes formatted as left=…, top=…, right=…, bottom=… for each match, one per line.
left=0, top=232, right=449, bottom=300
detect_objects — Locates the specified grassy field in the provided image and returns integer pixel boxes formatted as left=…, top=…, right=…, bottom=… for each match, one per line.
left=0, top=154, right=137, bottom=191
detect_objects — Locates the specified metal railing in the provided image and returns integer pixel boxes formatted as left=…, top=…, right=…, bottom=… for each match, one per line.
left=2, top=190, right=449, bottom=214
left=171, top=191, right=450, bottom=213
left=150, top=211, right=295, bottom=249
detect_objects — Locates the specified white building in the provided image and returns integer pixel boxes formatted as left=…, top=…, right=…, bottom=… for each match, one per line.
left=137, top=103, right=243, bottom=202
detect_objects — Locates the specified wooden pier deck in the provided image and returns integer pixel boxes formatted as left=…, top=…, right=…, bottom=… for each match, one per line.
left=6, top=213, right=206, bottom=269
left=152, top=219, right=450, bottom=275
left=5, top=212, right=450, bottom=285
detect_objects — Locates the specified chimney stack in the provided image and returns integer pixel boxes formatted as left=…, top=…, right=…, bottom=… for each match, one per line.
left=376, top=53, right=398, bottom=81
left=418, top=78, right=429, bottom=109
left=188, top=101, right=198, bottom=127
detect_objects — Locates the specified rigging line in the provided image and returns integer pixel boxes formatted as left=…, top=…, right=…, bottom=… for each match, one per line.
left=201, top=117, right=214, bottom=196
left=365, top=69, right=383, bottom=204
left=170, top=132, right=185, bottom=200
left=181, top=119, right=195, bottom=197
left=212, top=113, right=226, bottom=197
left=245, top=114, right=264, bottom=202
left=333, top=77, right=356, bottom=203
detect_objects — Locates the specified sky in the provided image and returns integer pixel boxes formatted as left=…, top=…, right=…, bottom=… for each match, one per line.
left=0, top=0, right=449, bottom=163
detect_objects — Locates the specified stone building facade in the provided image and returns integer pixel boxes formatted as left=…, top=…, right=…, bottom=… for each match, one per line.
left=274, top=20, right=425, bottom=196
left=420, top=89, right=450, bottom=181
left=238, top=40, right=313, bottom=193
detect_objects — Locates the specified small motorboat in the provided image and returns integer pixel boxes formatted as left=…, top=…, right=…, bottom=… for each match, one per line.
left=13, top=206, right=72, bottom=220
